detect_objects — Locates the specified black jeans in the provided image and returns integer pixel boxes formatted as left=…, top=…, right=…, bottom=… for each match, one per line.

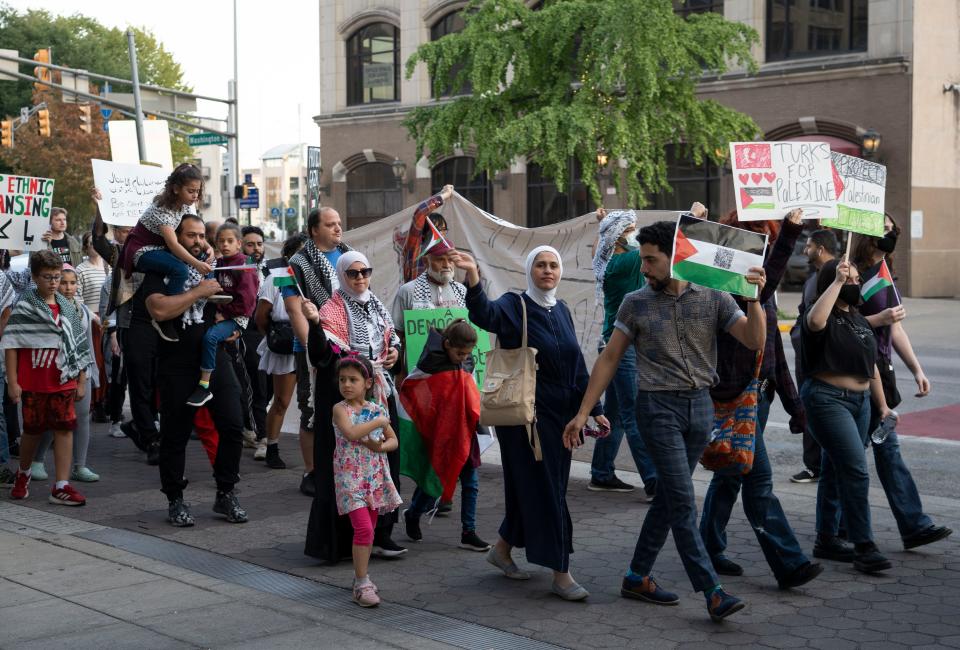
left=242, top=327, right=272, bottom=439
left=121, top=322, right=159, bottom=441
left=158, top=346, right=244, bottom=500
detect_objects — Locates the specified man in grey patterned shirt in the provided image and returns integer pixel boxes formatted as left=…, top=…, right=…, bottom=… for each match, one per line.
left=565, top=219, right=766, bottom=622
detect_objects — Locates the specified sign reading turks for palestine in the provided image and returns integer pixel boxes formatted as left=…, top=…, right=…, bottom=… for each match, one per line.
left=0, top=174, right=55, bottom=250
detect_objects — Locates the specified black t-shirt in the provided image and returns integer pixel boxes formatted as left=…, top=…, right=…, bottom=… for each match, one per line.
left=50, top=237, right=71, bottom=264
left=801, top=308, right=877, bottom=381
left=139, top=273, right=208, bottom=376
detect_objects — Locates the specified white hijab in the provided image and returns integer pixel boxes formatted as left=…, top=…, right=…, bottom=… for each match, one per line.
left=524, top=245, right=563, bottom=309
left=335, top=250, right=371, bottom=304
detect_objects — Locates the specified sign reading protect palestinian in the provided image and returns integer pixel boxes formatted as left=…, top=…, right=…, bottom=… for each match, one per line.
left=730, top=141, right=837, bottom=222
left=91, top=159, right=169, bottom=227
left=403, top=307, right=491, bottom=387
left=829, top=152, right=886, bottom=237
left=0, top=174, right=55, bottom=251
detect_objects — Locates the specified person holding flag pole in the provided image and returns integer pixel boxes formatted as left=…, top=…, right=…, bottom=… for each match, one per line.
left=846, top=214, right=952, bottom=551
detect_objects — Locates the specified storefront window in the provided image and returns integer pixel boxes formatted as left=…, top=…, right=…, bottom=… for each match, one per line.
left=346, top=162, right=402, bottom=228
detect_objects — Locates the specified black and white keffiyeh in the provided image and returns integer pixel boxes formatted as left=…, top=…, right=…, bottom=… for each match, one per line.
left=290, top=239, right=351, bottom=306
left=411, top=271, right=466, bottom=309
left=593, top=210, right=637, bottom=303
left=180, top=264, right=207, bottom=327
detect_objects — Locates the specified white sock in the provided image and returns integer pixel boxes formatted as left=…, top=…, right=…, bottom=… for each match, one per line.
left=55, top=480, right=68, bottom=490
left=355, top=575, right=371, bottom=586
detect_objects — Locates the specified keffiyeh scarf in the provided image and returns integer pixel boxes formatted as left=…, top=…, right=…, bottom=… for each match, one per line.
left=593, top=210, right=637, bottom=303
left=291, top=239, right=351, bottom=306
left=180, top=264, right=207, bottom=327
left=412, top=272, right=466, bottom=309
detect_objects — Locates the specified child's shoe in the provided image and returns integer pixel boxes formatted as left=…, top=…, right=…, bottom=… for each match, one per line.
left=71, top=466, right=100, bottom=482
left=186, top=385, right=213, bottom=407
left=352, top=579, right=380, bottom=607
left=29, top=462, right=47, bottom=481
left=10, top=469, right=30, bottom=499
left=49, top=483, right=86, bottom=507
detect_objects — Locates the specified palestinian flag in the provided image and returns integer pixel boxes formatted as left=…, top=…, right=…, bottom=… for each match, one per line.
left=861, top=259, right=897, bottom=303
left=671, top=214, right=768, bottom=299
left=269, top=265, right=297, bottom=288
left=398, top=365, right=480, bottom=502
left=416, top=217, right=451, bottom=260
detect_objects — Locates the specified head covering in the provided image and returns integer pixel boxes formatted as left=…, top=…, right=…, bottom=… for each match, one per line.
left=427, top=238, right=455, bottom=256
left=592, top=210, right=637, bottom=303
left=524, top=245, right=562, bottom=309
left=335, top=250, right=371, bottom=303
left=61, top=263, right=76, bottom=273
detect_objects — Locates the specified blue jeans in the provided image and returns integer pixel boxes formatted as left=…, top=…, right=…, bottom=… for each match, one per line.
left=408, top=462, right=479, bottom=533
left=136, top=249, right=190, bottom=296
left=699, top=391, right=808, bottom=580
left=868, top=429, right=933, bottom=538
left=590, top=344, right=657, bottom=488
left=202, top=320, right=242, bottom=373
left=801, top=379, right=875, bottom=545
left=630, top=389, right=718, bottom=593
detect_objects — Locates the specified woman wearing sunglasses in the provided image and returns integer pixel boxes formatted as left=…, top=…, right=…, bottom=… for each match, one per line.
left=300, top=251, right=406, bottom=564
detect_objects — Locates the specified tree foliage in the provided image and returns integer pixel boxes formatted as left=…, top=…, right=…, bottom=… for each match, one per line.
left=404, top=0, right=761, bottom=207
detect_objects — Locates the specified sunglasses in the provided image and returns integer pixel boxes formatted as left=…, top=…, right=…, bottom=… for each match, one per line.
left=344, top=267, right=373, bottom=280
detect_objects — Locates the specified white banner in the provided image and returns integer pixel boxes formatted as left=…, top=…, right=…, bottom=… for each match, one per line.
left=0, top=174, right=55, bottom=251
left=91, top=159, right=169, bottom=226
left=108, top=120, right=174, bottom=170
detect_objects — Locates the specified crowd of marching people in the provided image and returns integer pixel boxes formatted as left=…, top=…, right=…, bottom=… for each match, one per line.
left=0, top=163, right=951, bottom=620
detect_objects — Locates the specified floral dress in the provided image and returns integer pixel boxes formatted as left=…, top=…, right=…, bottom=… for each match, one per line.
left=332, top=400, right=402, bottom=516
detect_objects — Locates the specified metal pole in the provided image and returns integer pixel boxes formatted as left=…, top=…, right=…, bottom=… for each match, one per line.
left=227, top=80, right=237, bottom=218
left=126, top=29, right=147, bottom=163
left=232, top=0, right=241, bottom=219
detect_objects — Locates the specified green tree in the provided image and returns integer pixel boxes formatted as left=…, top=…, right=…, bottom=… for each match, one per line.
left=404, top=0, right=761, bottom=207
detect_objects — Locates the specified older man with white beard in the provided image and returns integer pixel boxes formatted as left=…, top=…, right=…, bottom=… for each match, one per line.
left=391, top=240, right=466, bottom=328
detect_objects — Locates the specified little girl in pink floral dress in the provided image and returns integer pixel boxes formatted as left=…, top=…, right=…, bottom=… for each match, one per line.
left=331, top=354, right=402, bottom=607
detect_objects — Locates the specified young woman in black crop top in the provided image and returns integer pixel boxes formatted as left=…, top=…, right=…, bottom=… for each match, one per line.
left=799, top=257, right=896, bottom=575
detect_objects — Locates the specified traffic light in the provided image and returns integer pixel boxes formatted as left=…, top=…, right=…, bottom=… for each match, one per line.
left=78, top=104, right=92, bottom=133
left=33, top=49, right=51, bottom=93
left=0, top=119, right=13, bottom=148
left=37, top=108, right=51, bottom=137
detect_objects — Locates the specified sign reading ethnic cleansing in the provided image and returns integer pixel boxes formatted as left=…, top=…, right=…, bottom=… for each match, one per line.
left=830, top=152, right=886, bottom=237
left=403, top=307, right=492, bottom=387
left=0, top=174, right=55, bottom=251
left=91, top=159, right=169, bottom=227
left=730, top=141, right=837, bottom=222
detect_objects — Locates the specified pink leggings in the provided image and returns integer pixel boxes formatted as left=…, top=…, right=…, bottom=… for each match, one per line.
left=347, top=507, right=379, bottom=546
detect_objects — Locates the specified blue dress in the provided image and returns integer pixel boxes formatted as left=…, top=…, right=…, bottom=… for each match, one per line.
left=466, top=284, right=601, bottom=572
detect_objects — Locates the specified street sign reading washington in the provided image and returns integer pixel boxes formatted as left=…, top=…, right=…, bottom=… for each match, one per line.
left=188, top=132, right=229, bottom=147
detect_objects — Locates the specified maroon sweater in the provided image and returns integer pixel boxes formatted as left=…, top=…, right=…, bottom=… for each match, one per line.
left=214, top=252, right=258, bottom=319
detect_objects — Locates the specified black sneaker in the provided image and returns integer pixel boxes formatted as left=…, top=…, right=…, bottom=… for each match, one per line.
left=372, top=536, right=407, bottom=558
left=853, top=543, right=891, bottom=574
left=213, top=491, right=248, bottom=524
left=152, top=318, right=180, bottom=343
left=186, top=385, right=213, bottom=407
left=903, top=525, right=953, bottom=550
left=167, top=498, right=195, bottom=527
left=777, top=562, right=824, bottom=590
left=404, top=509, right=423, bottom=542
left=146, top=441, right=161, bottom=466
left=587, top=476, right=635, bottom=492
left=813, top=535, right=855, bottom=562
left=712, top=556, right=744, bottom=577
left=299, top=472, right=316, bottom=497
left=436, top=500, right=452, bottom=517
left=790, top=469, right=820, bottom=483
left=265, top=443, right=286, bottom=469
left=459, top=530, right=492, bottom=552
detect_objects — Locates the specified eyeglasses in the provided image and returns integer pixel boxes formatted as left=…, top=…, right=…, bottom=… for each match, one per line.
left=344, top=267, right=373, bottom=280
left=38, top=274, right=61, bottom=282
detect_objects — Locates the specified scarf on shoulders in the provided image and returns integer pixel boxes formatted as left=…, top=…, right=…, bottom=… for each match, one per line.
left=291, top=239, right=351, bottom=306
left=411, top=271, right=466, bottom=309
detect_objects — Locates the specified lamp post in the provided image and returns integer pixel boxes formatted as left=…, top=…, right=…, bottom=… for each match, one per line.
left=391, top=157, right=414, bottom=192
left=861, top=128, right=882, bottom=158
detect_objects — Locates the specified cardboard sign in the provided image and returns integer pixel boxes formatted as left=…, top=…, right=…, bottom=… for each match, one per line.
left=0, top=174, right=56, bottom=251
left=91, top=159, right=169, bottom=226
left=403, top=307, right=491, bottom=387
left=829, top=152, right=886, bottom=237
left=108, top=120, right=174, bottom=170
left=730, top=141, right=837, bottom=221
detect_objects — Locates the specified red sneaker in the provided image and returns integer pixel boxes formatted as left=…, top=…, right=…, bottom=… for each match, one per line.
left=10, top=470, right=29, bottom=500
left=49, top=483, right=86, bottom=507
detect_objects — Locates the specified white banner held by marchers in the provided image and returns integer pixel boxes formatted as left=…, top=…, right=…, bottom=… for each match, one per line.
left=0, top=174, right=55, bottom=251
left=91, top=159, right=169, bottom=226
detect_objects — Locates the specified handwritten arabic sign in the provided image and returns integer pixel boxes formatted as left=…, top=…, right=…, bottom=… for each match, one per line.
left=91, top=159, right=169, bottom=226
left=730, top=141, right=837, bottom=221
left=0, top=174, right=55, bottom=250
left=829, top=152, right=886, bottom=237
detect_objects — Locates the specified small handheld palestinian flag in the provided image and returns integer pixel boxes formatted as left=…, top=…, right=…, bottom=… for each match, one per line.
left=269, top=265, right=304, bottom=298
left=861, top=258, right=900, bottom=305
left=416, top=217, right=451, bottom=260
left=671, top=214, right=768, bottom=299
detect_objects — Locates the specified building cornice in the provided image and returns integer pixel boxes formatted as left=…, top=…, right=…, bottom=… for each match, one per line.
left=337, top=7, right=401, bottom=37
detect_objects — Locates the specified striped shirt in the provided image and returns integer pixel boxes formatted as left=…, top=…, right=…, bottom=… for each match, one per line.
left=76, top=261, right=108, bottom=311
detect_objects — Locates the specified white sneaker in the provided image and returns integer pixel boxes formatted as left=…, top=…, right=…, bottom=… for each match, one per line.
left=254, top=439, right=267, bottom=461
left=109, top=422, right=126, bottom=438
left=242, top=429, right=258, bottom=448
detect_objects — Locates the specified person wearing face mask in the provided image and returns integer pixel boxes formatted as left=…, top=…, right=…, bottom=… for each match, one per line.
left=586, top=207, right=657, bottom=498
left=846, top=216, right=952, bottom=551
left=788, top=229, right=838, bottom=483
left=800, top=257, right=896, bottom=574
left=453, top=246, right=607, bottom=602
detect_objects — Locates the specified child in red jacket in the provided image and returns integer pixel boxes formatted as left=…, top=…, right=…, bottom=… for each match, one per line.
left=186, top=222, right=258, bottom=406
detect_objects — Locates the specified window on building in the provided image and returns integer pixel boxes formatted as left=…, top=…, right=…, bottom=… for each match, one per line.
left=527, top=159, right=595, bottom=227
left=346, top=23, right=400, bottom=106
left=289, top=177, right=299, bottom=190
left=673, top=0, right=724, bottom=18
left=431, top=157, right=492, bottom=212
left=646, top=145, right=724, bottom=218
left=346, top=162, right=402, bottom=229
left=430, top=11, right=471, bottom=97
left=767, top=0, right=867, bottom=62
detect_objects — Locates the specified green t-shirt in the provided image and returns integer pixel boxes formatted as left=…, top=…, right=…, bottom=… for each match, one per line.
left=602, top=249, right=644, bottom=341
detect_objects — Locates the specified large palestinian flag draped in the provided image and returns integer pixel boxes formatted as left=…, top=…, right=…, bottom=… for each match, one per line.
left=398, top=365, right=480, bottom=502
left=671, top=214, right=769, bottom=299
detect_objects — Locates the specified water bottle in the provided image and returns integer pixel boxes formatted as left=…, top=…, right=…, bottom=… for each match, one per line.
left=359, top=406, right=384, bottom=442
left=870, top=410, right=898, bottom=445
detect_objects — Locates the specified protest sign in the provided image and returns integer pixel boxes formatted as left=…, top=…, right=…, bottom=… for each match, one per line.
left=403, top=307, right=491, bottom=387
left=91, top=159, right=169, bottom=226
left=730, top=141, right=837, bottom=221
left=829, top=152, right=886, bottom=237
left=0, top=174, right=55, bottom=251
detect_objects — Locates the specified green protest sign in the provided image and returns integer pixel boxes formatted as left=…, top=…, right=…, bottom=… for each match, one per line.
left=403, top=307, right=491, bottom=386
